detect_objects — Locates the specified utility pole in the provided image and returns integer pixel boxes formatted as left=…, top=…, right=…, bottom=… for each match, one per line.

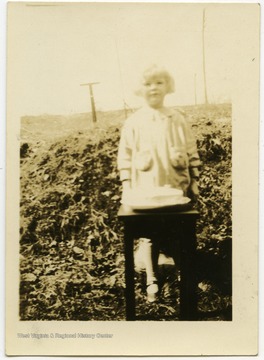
left=80, top=82, right=100, bottom=123
left=194, top=73, right=197, bottom=105
left=114, top=38, right=128, bottom=119
left=202, top=9, right=209, bottom=105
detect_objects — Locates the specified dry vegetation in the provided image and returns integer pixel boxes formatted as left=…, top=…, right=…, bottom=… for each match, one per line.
left=20, top=104, right=232, bottom=321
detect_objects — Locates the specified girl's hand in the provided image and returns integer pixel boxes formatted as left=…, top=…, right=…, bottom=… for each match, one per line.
left=188, top=178, right=199, bottom=202
left=121, top=180, right=131, bottom=206
left=122, top=179, right=131, bottom=192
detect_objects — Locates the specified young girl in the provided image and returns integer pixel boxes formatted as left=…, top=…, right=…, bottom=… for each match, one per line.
left=117, top=64, right=200, bottom=302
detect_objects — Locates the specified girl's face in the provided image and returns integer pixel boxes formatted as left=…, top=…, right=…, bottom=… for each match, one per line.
left=141, top=76, right=168, bottom=109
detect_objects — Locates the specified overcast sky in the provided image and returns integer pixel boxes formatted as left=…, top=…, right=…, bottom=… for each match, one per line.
left=8, top=3, right=251, bottom=115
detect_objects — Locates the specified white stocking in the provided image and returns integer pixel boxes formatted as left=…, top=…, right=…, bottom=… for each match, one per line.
left=140, top=238, right=158, bottom=284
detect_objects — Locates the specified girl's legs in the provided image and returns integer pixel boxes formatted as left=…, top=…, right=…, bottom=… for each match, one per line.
left=140, top=238, right=159, bottom=302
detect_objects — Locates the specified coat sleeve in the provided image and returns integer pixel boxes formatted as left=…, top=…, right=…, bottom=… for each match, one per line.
left=117, top=120, right=133, bottom=182
left=182, top=116, right=201, bottom=179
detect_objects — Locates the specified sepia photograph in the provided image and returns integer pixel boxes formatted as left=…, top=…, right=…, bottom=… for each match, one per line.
left=5, top=1, right=259, bottom=356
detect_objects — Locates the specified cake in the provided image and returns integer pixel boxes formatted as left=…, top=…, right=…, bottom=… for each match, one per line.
left=121, top=186, right=190, bottom=209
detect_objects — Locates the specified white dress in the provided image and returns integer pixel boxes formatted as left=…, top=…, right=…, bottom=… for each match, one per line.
left=117, top=106, right=200, bottom=195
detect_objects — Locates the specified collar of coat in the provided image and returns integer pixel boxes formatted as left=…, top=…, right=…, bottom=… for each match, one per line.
left=140, top=105, right=175, bottom=119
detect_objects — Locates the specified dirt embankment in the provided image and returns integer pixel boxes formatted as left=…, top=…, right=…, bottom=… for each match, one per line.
left=20, top=104, right=232, bottom=321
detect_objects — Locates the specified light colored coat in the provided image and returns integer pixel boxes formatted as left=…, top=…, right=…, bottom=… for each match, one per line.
left=117, top=106, right=200, bottom=195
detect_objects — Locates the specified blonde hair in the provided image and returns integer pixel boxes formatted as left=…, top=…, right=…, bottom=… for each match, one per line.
left=135, top=64, right=175, bottom=96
